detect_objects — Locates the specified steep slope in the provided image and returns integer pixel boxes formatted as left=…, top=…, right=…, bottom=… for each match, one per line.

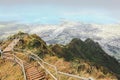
left=51, top=38, right=120, bottom=79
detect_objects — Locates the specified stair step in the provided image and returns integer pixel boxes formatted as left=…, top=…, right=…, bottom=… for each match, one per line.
left=26, top=70, right=40, bottom=75
left=26, top=66, right=46, bottom=80
left=26, top=67, right=37, bottom=71
left=28, top=72, right=43, bottom=78
left=24, top=64, right=33, bottom=69
left=29, top=73, right=44, bottom=80
left=28, top=71, right=44, bottom=76
left=34, top=76, right=46, bottom=80
left=27, top=71, right=40, bottom=75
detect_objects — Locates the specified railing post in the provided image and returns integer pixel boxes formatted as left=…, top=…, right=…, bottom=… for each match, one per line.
left=55, top=67, right=58, bottom=80
left=22, top=62, right=27, bottom=80
left=12, top=53, right=27, bottom=80
left=12, top=51, right=15, bottom=63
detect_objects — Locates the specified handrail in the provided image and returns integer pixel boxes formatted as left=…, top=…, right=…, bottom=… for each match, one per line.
left=14, top=49, right=58, bottom=80
left=12, top=54, right=23, bottom=64
left=31, top=54, right=90, bottom=80
left=2, top=53, right=27, bottom=80
left=14, top=49, right=58, bottom=71
left=12, top=54, right=27, bottom=80
left=38, top=61, right=57, bottom=80
left=29, top=53, right=58, bottom=80
left=58, top=71, right=89, bottom=80
left=2, top=39, right=27, bottom=80
left=14, top=48, right=91, bottom=80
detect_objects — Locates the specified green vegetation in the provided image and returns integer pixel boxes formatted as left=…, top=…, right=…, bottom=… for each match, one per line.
left=9, top=32, right=54, bottom=58
left=51, top=38, right=120, bottom=79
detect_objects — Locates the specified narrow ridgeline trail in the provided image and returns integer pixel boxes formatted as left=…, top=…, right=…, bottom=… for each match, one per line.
left=2, top=39, right=20, bottom=60
left=2, top=39, right=47, bottom=80
left=2, top=38, right=91, bottom=80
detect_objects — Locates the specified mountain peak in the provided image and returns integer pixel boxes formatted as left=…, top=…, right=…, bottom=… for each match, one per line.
left=85, top=38, right=94, bottom=43
left=70, top=38, right=83, bottom=45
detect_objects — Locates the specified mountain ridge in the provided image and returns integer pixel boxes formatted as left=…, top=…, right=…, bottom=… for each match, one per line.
left=51, top=38, right=120, bottom=79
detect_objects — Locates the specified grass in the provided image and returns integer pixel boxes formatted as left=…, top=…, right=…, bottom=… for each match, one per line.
left=0, top=59, right=23, bottom=80
left=43, top=55, right=117, bottom=80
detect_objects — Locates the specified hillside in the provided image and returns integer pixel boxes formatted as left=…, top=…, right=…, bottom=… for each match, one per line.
left=7, top=31, right=54, bottom=57
left=0, top=59, right=23, bottom=80
left=0, top=32, right=119, bottom=80
left=51, top=38, right=120, bottom=79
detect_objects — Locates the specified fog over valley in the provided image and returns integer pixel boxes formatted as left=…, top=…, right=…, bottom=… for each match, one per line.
left=0, top=21, right=120, bottom=61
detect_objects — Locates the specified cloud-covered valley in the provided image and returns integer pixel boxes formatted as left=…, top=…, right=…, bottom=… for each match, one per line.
left=0, top=21, right=120, bottom=60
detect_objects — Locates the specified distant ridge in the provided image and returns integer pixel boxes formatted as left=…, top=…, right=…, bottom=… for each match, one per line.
left=51, top=38, right=120, bottom=79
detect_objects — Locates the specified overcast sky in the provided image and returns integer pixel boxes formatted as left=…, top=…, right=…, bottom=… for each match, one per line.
left=0, top=0, right=120, bottom=24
